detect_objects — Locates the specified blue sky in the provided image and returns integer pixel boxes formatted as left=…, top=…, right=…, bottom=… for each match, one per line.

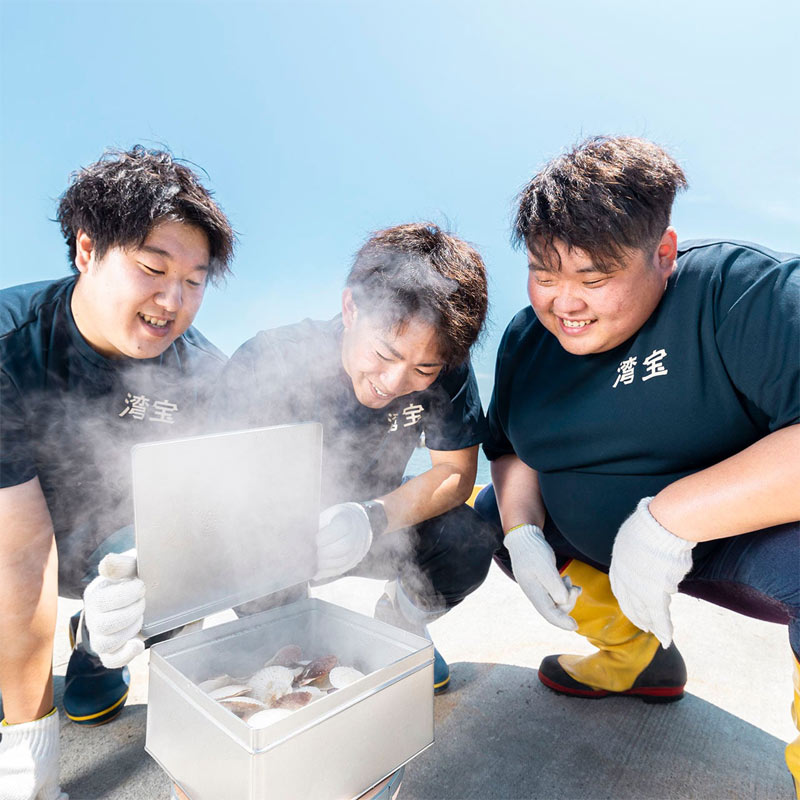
left=2, top=0, right=798, bottom=400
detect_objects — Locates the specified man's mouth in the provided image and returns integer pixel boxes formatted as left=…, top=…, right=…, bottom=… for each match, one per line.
left=369, top=380, right=391, bottom=399
left=557, top=316, right=596, bottom=333
left=139, top=311, right=172, bottom=328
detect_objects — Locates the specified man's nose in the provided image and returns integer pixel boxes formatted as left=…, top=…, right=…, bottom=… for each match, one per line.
left=552, top=287, right=586, bottom=314
left=155, top=281, right=182, bottom=312
left=381, top=363, right=409, bottom=394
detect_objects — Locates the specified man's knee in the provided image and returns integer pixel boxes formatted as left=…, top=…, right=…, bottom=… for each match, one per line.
left=411, top=502, right=502, bottom=606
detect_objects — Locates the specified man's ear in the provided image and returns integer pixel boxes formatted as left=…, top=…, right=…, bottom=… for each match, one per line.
left=655, top=227, right=678, bottom=280
left=74, top=230, right=95, bottom=274
left=341, top=288, right=358, bottom=329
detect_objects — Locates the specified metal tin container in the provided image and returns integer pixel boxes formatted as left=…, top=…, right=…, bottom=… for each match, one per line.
left=132, top=425, right=434, bottom=799
left=146, top=598, right=433, bottom=800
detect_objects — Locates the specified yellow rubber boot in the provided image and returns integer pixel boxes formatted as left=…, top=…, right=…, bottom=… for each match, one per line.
left=538, top=559, right=687, bottom=703
left=787, top=653, right=800, bottom=798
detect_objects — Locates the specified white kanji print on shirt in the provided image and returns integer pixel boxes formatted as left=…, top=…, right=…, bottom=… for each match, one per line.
left=642, top=348, right=669, bottom=381
left=402, top=403, right=424, bottom=427
left=149, top=400, right=179, bottom=424
left=119, top=393, right=150, bottom=419
left=612, top=357, right=638, bottom=388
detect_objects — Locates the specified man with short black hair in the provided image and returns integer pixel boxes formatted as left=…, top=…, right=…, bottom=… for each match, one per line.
left=476, top=136, right=800, bottom=793
left=0, top=146, right=234, bottom=800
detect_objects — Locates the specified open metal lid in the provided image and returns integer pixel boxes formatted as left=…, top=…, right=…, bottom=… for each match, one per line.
left=132, top=423, right=322, bottom=637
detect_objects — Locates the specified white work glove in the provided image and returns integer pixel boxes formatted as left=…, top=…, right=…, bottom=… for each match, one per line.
left=0, top=709, right=68, bottom=800
left=504, top=524, right=580, bottom=631
left=83, top=548, right=146, bottom=668
left=314, top=503, right=373, bottom=581
left=609, top=497, right=696, bottom=648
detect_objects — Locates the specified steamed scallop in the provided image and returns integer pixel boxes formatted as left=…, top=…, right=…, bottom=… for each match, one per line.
left=272, top=691, right=313, bottom=710
left=329, top=666, right=365, bottom=689
left=207, top=684, right=253, bottom=701
left=198, top=675, right=237, bottom=693
left=298, top=685, right=326, bottom=700
left=218, top=696, right=267, bottom=720
left=248, top=665, right=295, bottom=705
left=264, top=644, right=303, bottom=667
left=296, top=655, right=338, bottom=686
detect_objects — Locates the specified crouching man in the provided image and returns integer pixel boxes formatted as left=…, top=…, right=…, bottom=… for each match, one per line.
left=0, top=147, right=234, bottom=800
left=475, top=136, right=800, bottom=793
left=86, top=222, right=499, bottom=695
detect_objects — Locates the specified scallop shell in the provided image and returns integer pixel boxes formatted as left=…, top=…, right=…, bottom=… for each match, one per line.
left=198, top=675, right=236, bottom=693
left=218, top=696, right=267, bottom=720
left=264, top=644, right=303, bottom=667
left=296, top=655, right=338, bottom=686
left=329, top=666, right=365, bottom=689
left=207, top=684, right=253, bottom=701
left=248, top=665, right=295, bottom=705
left=248, top=707, right=294, bottom=728
left=272, top=691, right=313, bottom=710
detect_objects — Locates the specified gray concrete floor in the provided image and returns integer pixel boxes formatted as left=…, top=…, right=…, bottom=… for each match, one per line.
left=48, top=564, right=795, bottom=799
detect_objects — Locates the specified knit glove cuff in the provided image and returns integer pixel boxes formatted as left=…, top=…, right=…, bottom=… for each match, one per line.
left=0, top=709, right=68, bottom=800
left=610, top=497, right=696, bottom=647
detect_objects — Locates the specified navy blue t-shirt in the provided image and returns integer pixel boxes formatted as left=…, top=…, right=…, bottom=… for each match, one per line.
left=0, top=277, right=227, bottom=597
left=211, top=316, right=487, bottom=507
left=485, top=240, right=799, bottom=566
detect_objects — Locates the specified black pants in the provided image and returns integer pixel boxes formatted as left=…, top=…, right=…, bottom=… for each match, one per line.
left=474, top=483, right=800, bottom=657
left=341, top=502, right=500, bottom=613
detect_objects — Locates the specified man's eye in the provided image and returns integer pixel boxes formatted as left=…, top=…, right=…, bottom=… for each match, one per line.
left=416, top=369, right=435, bottom=377
left=186, top=279, right=203, bottom=287
left=376, top=351, right=391, bottom=361
left=535, top=277, right=553, bottom=286
left=584, top=279, right=607, bottom=287
left=139, top=263, right=164, bottom=276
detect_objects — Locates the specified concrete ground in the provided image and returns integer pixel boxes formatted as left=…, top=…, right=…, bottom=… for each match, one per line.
left=45, top=564, right=795, bottom=799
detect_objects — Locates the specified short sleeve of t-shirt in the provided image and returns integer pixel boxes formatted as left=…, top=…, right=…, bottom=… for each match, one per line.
left=707, top=244, right=800, bottom=430
left=422, top=361, right=487, bottom=452
left=0, top=368, right=37, bottom=488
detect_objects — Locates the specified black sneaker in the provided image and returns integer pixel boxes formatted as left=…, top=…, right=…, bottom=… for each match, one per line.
left=63, top=611, right=130, bottom=726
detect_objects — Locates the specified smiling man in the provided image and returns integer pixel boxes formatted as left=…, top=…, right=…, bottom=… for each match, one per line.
left=475, top=136, right=800, bottom=792
left=0, top=147, right=233, bottom=800
left=208, top=223, right=497, bottom=693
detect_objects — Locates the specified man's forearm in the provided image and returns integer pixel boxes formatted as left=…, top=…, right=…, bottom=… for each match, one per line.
left=490, top=453, right=547, bottom=532
left=650, top=424, right=800, bottom=542
left=379, top=446, right=478, bottom=532
left=0, top=478, right=60, bottom=723
left=0, top=534, right=59, bottom=722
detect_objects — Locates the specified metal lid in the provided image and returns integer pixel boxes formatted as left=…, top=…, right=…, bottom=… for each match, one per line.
left=132, top=423, right=322, bottom=637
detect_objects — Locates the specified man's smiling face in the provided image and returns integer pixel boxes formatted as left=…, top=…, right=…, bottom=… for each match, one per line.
left=526, top=230, right=677, bottom=355
left=340, top=289, right=444, bottom=409
left=70, top=219, right=210, bottom=360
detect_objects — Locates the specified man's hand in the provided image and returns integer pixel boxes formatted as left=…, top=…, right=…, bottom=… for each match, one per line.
left=609, top=497, right=696, bottom=647
left=83, top=549, right=145, bottom=668
left=0, top=709, right=68, bottom=800
left=504, top=524, right=580, bottom=630
left=314, top=503, right=373, bottom=581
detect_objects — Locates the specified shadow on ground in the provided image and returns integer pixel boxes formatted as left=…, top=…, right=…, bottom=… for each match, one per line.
left=54, top=676, right=171, bottom=800
left=402, top=662, right=792, bottom=800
